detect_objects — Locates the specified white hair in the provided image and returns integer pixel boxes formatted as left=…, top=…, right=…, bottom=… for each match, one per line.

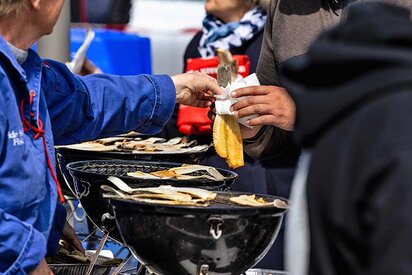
left=0, top=0, right=27, bottom=18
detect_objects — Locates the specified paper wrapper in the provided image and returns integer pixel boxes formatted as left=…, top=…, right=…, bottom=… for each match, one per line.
left=215, top=73, right=260, bottom=128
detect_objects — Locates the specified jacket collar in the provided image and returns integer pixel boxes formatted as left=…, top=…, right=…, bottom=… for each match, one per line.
left=0, top=36, right=29, bottom=82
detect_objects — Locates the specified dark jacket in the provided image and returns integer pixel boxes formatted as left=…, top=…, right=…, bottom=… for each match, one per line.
left=180, top=18, right=288, bottom=270
left=244, top=0, right=412, bottom=161
left=282, top=3, right=412, bottom=274
left=244, top=0, right=348, bottom=161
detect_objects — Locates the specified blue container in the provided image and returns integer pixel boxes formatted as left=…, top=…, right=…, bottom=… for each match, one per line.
left=70, top=28, right=152, bottom=75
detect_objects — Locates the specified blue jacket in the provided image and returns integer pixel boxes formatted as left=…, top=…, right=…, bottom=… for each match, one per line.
left=0, top=36, right=175, bottom=274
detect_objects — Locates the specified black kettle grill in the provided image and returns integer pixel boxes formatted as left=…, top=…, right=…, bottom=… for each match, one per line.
left=109, top=192, right=288, bottom=275
left=66, top=160, right=238, bottom=243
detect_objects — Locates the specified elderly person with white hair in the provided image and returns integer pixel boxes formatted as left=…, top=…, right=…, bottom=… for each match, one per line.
left=0, top=0, right=221, bottom=274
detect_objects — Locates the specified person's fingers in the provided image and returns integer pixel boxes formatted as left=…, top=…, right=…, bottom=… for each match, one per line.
left=69, top=235, right=85, bottom=255
left=230, top=86, right=269, bottom=98
left=196, top=92, right=215, bottom=101
left=230, top=95, right=270, bottom=112
left=234, top=104, right=273, bottom=119
left=195, top=101, right=212, bottom=108
left=62, top=222, right=85, bottom=255
left=200, top=75, right=222, bottom=96
left=246, top=115, right=276, bottom=127
left=247, top=115, right=294, bottom=131
left=81, top=59, right=102, bottom=75
left=189, top=98, right=212, bottom=108
left=208, top=109, right=216, bottom=121
left=205, top=73, right=218, bottom=83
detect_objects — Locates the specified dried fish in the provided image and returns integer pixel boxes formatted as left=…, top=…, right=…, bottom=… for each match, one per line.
left=128, top=197, right=208, bottom=206
left=101, top=185, right=128, bottom=197
left=107, top=176, right=138, bottom=194
left=169, top=164, right=225, bottom=181
left=162, top=137, right=183, bottom=145
left=126, top=164, right=226, bottom=181
left=160, top=186, right=217, bottom=201
left=230, top=195, right=272, bottom=207
left=102, top=183, right=216, bottom=206
left=59, top=143, right=118, bottom=151
left=273, top=199, right=289, bottom=209
left=150, top=170, right=177, bottom=179
left=60, top=136, right=209, bottom=154
left=133, top=186, right=192, bottom=200
left=93, top=137, right=127, bottom=145
left=126, top=171, right=159, bottom=179
left=130, top=192, right=193, bottom=202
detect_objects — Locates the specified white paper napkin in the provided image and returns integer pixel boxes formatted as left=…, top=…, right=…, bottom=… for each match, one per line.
left=66, top=28, right=95, bottom=74
left=215, top=73, right=260, bottom=128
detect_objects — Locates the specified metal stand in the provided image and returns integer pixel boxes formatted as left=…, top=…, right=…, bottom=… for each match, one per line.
left=135, top=264, right=147, bottom=275
left=111, top=252, right=133, bottom=275
left=85, top=232, right=110, bottom=275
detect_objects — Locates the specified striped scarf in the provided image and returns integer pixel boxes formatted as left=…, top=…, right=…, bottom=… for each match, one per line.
left=198, top=6, right=267, bottom=58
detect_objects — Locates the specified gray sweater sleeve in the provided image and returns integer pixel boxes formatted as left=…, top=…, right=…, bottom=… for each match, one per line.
left=244, top=0, right=294, bottom=160
left=256, top=0, right=280, bottom=86
left=244, top=0, right=341, bottom=160
left=243, top=125, right=297, bottom=160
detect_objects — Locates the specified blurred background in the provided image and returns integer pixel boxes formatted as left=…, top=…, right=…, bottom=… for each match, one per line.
left=128, top=0, right=205, bottom=75
left=37, top=0, right=205, bottom=76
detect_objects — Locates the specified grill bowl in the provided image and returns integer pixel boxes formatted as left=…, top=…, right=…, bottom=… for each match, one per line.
left=48, top=252, right=117, bottom=275
left=246, top=269, right=288, bottom=275
left=48, top=263, right=111, bottom=275
left=109, top=192, right=287, bottom=275
left=55, top=140, right=209, bottom=197
left=66, top=160, right=238, bottom=243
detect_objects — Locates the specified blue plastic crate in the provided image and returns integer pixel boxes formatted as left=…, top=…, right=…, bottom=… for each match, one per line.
left=70, top=28, right=152, bottom=75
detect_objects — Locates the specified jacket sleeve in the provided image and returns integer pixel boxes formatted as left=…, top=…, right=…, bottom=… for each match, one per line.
left=360, top=145, right=412, bottom=274
left=42, top=60, right=176, bottom=145
left=245, top=0, right=299, bottom=159
left=0, top=210, right=47, bottom=274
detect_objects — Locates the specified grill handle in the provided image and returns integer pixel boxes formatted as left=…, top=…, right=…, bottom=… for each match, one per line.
left=207, top=216, right=224, bottom=240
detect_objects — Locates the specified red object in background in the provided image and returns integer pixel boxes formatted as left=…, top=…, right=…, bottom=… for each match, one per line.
left=104, top=24, right=128, bottom=31
left=79, top=0, right=89, bottom=23
left=177, top=55, right=250, bottom=135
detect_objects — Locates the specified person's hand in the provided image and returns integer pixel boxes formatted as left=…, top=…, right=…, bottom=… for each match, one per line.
left=208, top=103, right=263, bottom=139
left=172, top=72, right=222, bottom=107
left=30, top=259, right=53, bottom=275
left=61, top=221, right=85, bottom=255
left=230, top=85, right=296, bottom=131
left=80, top=59, right=102, bottom=76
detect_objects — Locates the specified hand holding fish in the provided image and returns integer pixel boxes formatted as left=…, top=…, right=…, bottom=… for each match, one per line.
left=172, top=72, right=222, bottom=107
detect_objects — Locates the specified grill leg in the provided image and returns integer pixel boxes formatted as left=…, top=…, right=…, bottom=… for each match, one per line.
left=135, top=264, right=147, bottom=275
left=85, top=232, right=109, bottom=275
left=111, top=252, right=133, bottom=275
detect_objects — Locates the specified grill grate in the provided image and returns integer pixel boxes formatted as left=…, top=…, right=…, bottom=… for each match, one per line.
left=245, top=270, right=288, bottom=275
left=72, top=161, right=228, bottom=180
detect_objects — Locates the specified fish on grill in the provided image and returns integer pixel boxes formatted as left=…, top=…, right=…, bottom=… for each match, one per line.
left=103, top=179, right=287, bottom=208
left=230, top=194, right=289, bottom=208
left=102, top=181, right=217, bottom=206
left=58, top=136, right=209, bottom=154
left=126, top=164, right=225, bottom=181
